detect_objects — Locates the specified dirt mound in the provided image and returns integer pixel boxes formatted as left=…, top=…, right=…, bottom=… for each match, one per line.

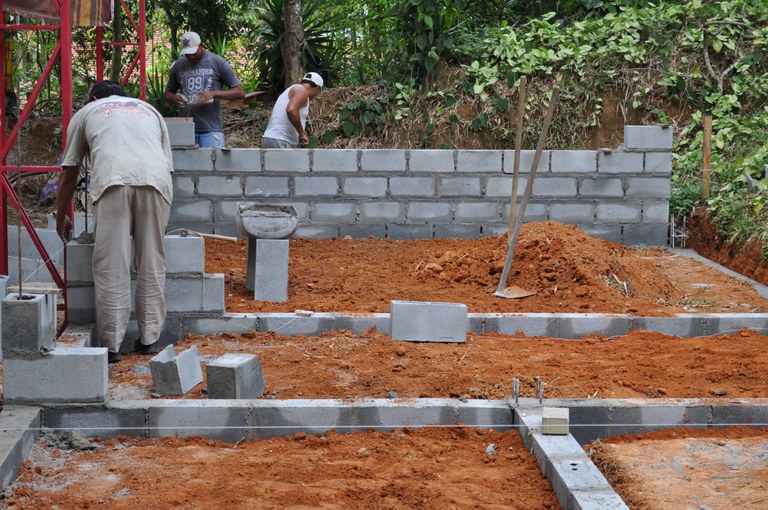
left=208, top=221, right=764, bottom=315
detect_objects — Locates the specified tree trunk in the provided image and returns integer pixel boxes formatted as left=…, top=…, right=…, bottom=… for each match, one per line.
left=283, top=0, right=305, bottom=88
left=109, top=5, right=123, bottom=82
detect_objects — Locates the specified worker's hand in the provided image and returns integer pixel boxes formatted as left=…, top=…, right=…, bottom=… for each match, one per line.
left=195, top=91, right=216, bottom=104
left=56, top=214, right=74, bottom=243
left=298, top=132, right=309, bottom=146
left=172, top=93, right=188, bottom=107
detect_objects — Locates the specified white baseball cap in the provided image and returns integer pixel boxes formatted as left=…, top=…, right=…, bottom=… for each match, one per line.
left=181, top=31, right=201, bottom=55
left=303, top=72, right=324, bottom=88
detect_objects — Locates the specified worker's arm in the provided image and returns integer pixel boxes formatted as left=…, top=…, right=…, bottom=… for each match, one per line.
left=164, top=90, right=186, bottom=108
left=286, top=86, right=310, bottom=146
left=197, top=84, right=245, bottom=103
left=55, top=165, right=79, bottom=242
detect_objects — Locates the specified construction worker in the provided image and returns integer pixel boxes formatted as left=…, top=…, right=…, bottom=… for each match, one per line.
left=164, top=31, right=244, bottom=148
left=56, top=80, right=173, bottom=363
left=262, top=72, right=324, bottom=148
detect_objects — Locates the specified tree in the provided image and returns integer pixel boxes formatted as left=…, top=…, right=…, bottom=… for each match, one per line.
left=283, top=0, right=305, bottom=87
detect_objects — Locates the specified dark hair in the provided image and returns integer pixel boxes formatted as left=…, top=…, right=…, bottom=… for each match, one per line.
left=88, top=80, right=127, bottom=102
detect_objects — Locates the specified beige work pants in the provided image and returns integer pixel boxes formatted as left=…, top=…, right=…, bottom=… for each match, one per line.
left=92, top=186, right=170, bottom=353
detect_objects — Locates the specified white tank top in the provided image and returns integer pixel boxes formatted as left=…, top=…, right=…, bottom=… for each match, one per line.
left=263, top=84, right=309, bottom=146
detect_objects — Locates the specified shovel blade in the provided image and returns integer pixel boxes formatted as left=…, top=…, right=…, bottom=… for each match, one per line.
left=494, top=285, right=536, bottom=299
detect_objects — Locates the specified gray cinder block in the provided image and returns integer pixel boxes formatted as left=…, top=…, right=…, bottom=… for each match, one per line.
left=165, top=117, right=195, bottom=147
left=3, top=347, right=108, bottom=403
left=149, top=345, right=204, bottom=396
left=2, top=292, right=56, bottom=356
left=624, top=125, right=673, bottom=150
left=390, top=300, right=468, bottom=343
left=245, top=239, right=289, bottom=302
left=206, top=353, right=265, bottom=399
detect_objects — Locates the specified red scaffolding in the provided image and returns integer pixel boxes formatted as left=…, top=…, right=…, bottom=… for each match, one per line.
left=0, top=0, right=146, bottom=335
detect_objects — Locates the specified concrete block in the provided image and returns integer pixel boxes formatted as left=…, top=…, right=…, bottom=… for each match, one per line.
left=456, top=150, right=502, bottom=173
left=360, top=202, right=403, bottom=223
left=643, top=201, right=670, bottom=223
left=626, top=177, right=670, bottom=198
left=212, top=200, right=241, bottom=226
left=244, top=176, right=290, bottom=197
left=409, top=150, right=454, bottom=173
left=360, top=150, right=406, bottom=172
left=598, top=151, right=644, bottom=174
left=406, top=202, right=453, bottom=222
left=455, top=202, right=500, bottom=222
left=630, top=315, right=705, bottom=337
left=550, top=150, right=596, bottom=174
left=0, top=407, right=41, bottom=490
left=485, top=176, right=529, bottom=198
left=390, top=300, right=467, bottom=343
left=623, top=224, right=669, bottom=247
left=489, top=314, right=558, bottom=337
left=542, top=407, right=569, bottom=435
left=342, top=177, right=388, bottom=197
left=196, top=175, right=243, bottom=198
left=247, top=239, right=289, bottom=302
left=294, top=176, right=338, bottom=196
left=148, top=401, right=253, bottom=442
left=557, top=314, right=630, bottom=339
left=263, top=149, right=310, bottom=172
left=5, top=226, right=62, bottom=261
left=339, top=224, right=387, bottom=238
left=579, top=177, right=624, bottom=198
left=295, top=225, right=339, bottom=238
left=504, top=149, right=549, bottom=174
left=570, top=490, right=629, bottom=510
left=165, top=117, right=195, bottom=147
left=705, top=314, right=768, bottom=335
left=312, top=202, right=358, bottom=223
left=181, top=316, right=259, bottom=337
left=206, top=353, right=265, bottom=399
left=624, top=125, right=673, bottom=149
left=532, top=177, right=578, bottom=197
left=503, top=202, right=549, bottom=223
left=214, top=148, right=262, bottom=173
left=3, top=347, right=108, bottom=403
left=386, top=224, right=434, bottom=240
left=312, top=149, right=358, bottom=172
left=164, top=274, right=225, bottom=313
left=257, top=314, right=337, bottom=336
left=170, top=200, right=213, bottom=223
left=389, top=176, right=435, bottom=196
left=711, top=404, right=768, bottom=428
left=578, top=225, right=623, bottom=244
left=164, top=235, right=205, bottom=274
left=2, top=293, right=56, bottom=356
left=172, top=148, right=214, bottom=171
left=173, top=175, right=196, bottom=198
left=0, top=275, right=6, bottom=357
left=645, top=152, right=673, bottom=174
left=65, top=286, right=95, bottom=323
left=434, top=224, right=482, bottom=238
left=332, top=314, right=390, bottom=335
left=550, top=202, right=595, bottom=223
left=596, top=203, right=642, bottom=223
left=439, top=177, right=482, bottom=197
left=65, top=242, right=94, bottom=283
left=150, top=345, right=204, bottom=396
left=42, top=405, right=147, bottom=440
left=550, top=459, right=619, bottom=510
left=482, top=224, right=508, bottom=236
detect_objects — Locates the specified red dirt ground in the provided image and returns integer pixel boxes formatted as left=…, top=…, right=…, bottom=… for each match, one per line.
left=207, top=221, right=767, bottom=315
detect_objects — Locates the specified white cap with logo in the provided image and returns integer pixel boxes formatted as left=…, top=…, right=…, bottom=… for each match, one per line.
left=181, top=32, right=201, bottom=55
left=303, top=72, right=324, bottom=88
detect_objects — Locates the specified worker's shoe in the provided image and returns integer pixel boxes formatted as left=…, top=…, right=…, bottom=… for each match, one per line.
left=107, top=351, right=124, bottom=364
left=135, top=340, right=160, bottom=355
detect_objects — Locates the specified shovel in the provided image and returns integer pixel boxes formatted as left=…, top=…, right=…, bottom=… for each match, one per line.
left=495, top=80, right=560, bottom=299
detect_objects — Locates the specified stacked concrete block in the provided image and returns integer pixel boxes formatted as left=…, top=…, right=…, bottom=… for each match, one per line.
left=3, top=292, right=107, bottom=404
left=149, top=345, right=204, bottom=395
left=206, top=353, right=264, bottom=399
left=167, top=125, right=673, bottom=247
left=164, top=117, right=195, bottom=148
left=66, top=234, right=224, bottom=325
left=390, top=300, right=468, bottom=343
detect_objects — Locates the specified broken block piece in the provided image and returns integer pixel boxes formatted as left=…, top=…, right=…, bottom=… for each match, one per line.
left=389, top=300, right=468, bottom=343
left=206, top=353, right=264, bottom=399
left=542, top=407, right=570, bottom=435
left=149, top=345, right=203, bottom=396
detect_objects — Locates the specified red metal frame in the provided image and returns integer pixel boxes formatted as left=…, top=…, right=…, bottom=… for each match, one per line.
left=0, top=0, right=147, bottom=335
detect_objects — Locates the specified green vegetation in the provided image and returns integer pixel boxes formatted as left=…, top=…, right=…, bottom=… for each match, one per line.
left=5, top=0, right=768, bottom=253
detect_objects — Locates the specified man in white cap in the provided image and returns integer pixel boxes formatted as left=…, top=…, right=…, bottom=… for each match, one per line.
left=164, top=31, right=244, bottom=148
left=262, top=72, right=324, bottom=148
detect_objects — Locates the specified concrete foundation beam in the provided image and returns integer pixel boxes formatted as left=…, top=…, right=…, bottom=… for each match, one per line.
left=150, top=346, right=203, bottom=396
left=390, top=300, right=468, bottom=343
left=206, top=353, right=265, bottom=399
left=0, top=406, right=41, bottom=490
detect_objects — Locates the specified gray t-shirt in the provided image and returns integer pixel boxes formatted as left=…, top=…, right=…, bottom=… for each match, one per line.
left=165, top=52, right=240, bottom=133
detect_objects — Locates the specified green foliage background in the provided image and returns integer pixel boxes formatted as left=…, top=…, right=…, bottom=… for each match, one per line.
left=6, top=0, right=768, bottom=252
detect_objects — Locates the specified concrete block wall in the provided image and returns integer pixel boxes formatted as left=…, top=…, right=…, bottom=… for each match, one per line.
left=168, top=125, right=672, bottom=246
